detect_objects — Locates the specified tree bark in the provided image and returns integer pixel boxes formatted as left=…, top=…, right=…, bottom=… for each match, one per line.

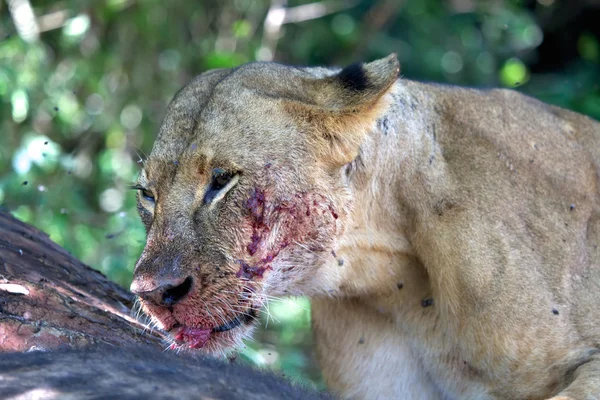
left=0, top=211, right=164, bottom=352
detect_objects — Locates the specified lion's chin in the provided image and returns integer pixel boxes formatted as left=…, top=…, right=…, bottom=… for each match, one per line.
left=167, top=308, right=258, bottom=354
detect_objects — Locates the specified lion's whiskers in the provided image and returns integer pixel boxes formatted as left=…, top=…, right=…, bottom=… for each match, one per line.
left=197, top=296, right=222, bottom=327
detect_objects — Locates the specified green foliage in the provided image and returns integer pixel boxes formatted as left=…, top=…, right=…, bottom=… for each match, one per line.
left=0, top=0, right=598, bottom=389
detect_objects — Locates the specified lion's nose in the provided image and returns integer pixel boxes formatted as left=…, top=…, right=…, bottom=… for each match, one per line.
left=130, top=276, right=193, bottom=307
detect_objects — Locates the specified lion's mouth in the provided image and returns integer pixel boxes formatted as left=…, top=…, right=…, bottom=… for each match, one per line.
left=213, top=312, right=247, bottom=332
left=171, top=308, right=257, bottom=349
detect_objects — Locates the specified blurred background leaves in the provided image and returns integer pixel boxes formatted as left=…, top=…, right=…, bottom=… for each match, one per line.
left=1, top=0, right=598, bottom=389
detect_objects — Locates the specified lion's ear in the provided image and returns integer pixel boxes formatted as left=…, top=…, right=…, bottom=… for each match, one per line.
left=288, top=54, right=400, bottom=166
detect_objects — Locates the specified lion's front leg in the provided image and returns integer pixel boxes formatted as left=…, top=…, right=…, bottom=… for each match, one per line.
left=311, top=297, right=444, bottom=400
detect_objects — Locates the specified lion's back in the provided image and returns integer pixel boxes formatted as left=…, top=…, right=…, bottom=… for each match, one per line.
left=424, top=82, right=600, bottom=340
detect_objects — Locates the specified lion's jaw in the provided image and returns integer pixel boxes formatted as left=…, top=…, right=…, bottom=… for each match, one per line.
left=138, top=281, right=262, bottom=354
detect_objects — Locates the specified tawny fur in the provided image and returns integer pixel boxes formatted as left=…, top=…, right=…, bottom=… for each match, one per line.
left=131, top=54, right=600, bottom=399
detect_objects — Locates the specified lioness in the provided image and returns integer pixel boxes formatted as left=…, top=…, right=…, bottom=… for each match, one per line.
left=130, top=54, right=600, bottom=399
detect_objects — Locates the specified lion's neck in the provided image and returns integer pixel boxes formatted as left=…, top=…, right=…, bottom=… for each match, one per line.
left=309, top=81, right=435, bottom=299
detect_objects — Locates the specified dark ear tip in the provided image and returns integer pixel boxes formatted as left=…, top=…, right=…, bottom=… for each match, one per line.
left=338, top=62, right=369, bottom=91
left=336, top=54, right=400, bottom=92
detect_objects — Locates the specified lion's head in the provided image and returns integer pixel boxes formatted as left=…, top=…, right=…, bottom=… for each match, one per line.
left=130, top=55, right=399, bottom=353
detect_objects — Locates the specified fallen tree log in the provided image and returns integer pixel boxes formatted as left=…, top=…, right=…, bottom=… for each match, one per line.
left=0, top=212, right=329, bottom=399
left=0, top=211, right=164, bottom=351
left=0, top=344, right=328, bottom=400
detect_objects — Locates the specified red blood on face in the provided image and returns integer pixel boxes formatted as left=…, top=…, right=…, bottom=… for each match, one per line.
left=236, top=261, right=272, bottom=280
left=247, top=231, right=262, bottom=256
left=239, top=187, right=340, bottom=281
left=246, top=188, right=268, bottom=256
left=175, top=327, right=211, bottom=349
left=328, top=205, right=339, bottom=219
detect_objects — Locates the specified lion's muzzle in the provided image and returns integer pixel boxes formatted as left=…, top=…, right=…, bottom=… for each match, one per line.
left=130, top=275, right=193, bottom=307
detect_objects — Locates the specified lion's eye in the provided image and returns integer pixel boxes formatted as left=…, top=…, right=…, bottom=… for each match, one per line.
left=140, top=188, right=155, bottom=202
left=130, top=184, right=155, bottom=203
left=211, top=168, right=233, bottom=190
left=204, top=168, right=236, bottom=204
